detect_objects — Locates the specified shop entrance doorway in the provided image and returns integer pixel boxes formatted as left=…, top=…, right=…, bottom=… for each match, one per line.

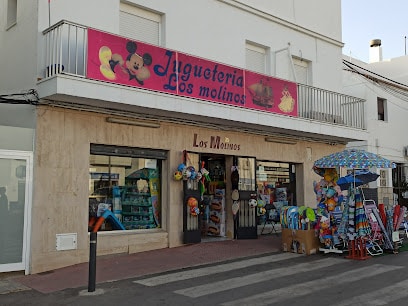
left=200, top=154, right=227, bottom=240
left=182, top=153, right=259, bottom=243
left=200, top=155, right=258, bottom=240
left=0, top=150, right=33, bottom=274
left=182, top=152, right=229, bottom=243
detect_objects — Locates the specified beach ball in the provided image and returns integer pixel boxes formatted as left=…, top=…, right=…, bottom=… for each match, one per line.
left=187, top=197, right=198, bottom=208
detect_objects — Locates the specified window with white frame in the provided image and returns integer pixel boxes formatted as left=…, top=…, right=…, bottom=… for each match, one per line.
left=292, top=57, right=310, bottom=85
left=377, top=97, right=387, bottom=121
left=119, top=3, right=161, bottom=46
left=246, top=42, right=269, bottom=74
left=6, top=0, right=17, bottom=29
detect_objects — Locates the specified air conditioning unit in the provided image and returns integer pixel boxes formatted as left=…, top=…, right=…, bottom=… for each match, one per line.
left=404, top=146, right=408, bottom=157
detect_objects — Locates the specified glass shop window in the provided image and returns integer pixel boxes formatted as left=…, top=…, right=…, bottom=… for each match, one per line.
left=89, top=153, right=162, bottom=231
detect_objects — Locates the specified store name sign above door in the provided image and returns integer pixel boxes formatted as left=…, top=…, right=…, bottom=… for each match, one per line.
left=193, top=133, right=240, bottom=151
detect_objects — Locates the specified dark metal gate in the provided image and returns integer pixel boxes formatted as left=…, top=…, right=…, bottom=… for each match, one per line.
left=182, top=151, right=201, bottom=244
left=235, top=157, right=258, bottom=239
left=235, top=191, right=258, bottom=239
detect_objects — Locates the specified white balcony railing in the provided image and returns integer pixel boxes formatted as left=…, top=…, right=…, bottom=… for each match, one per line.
left=42, top=20, right=366, bottom=130
left=297, top=84, right=365, bottom=129
left=42, top=20, right=87, bottom=78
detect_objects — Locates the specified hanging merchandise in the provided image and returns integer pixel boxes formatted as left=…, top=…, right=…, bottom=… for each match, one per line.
left=312, top=168, right=344, bottom=253
left=174, top=152, right=207, bottom=191
left=186, top=196, right=199, bottom=216
left=199, top=161, right=211, bottom=199
left=208, top=189, right=226, bottom=237
left=190, top=206, right=200, bottom=216
left=378, top=203, right=387, bottom=227
left=313, top=148, right=396, bottom=258
left=393, top=205, right=400, bottom=232
left=232, top=201, right=239, bottom=216
left=231, top=165, right=239, bottom=190
left=312, top=169, right=343, bottom=215
left=174, top=162, right=186, bottom=181
left=286, top=206, right=299, bottom=230
left=372, top=207, right=394, bottom=250
left=319, top=216, right=333, bottom=248
left=297, top=206, right=314, bottom=230
left=354, top=190, right=371, bottom=238
left=177, top=163, right=186, bottom=172
left=313, top=166, right=339, bottom=183
left=174, top=170, right=183, bottom=181
left=231, top=165, right=240, bottom=217
left=200, top=164, right=211, bottom=182
left=395, top=206, right=407, bottom=231
left=248, top=193, right=257, bottom=208
left=231, top=189, right=240, bottom=217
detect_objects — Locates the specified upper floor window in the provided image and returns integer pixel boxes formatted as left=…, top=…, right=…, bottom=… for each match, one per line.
left=273, top=49, right=311, bottom=84
left=119, top=3, right=162, bottom=46
left=377, top=97, right=387, bottom=121
left=6, top=0, right=17, bottom=29
left=292, top=57, right=310, bottom=85
left=246, top=42, right=269, bottom=75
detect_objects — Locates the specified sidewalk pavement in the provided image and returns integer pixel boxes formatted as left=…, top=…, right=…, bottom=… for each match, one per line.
left=1, top=234, right=282, bottom=295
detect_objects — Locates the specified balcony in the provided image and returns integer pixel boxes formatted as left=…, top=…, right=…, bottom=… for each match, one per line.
left=297, top=84, right=365, bottom=129
left=39, top=21, right=366, bottom=138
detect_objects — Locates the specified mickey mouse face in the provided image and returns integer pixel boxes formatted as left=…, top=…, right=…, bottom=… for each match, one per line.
left=124, top=41, right=153, bottom=84
left=126, top=53, right=145, bottom=75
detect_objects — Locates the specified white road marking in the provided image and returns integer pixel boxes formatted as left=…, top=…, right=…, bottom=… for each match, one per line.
left=221, top=264, right=402, bottom=306
left=175, top=257, right=344, bottom=298
left=134, top=252, right=302, bottom=286
left=333, top=278, right=408, bottom=306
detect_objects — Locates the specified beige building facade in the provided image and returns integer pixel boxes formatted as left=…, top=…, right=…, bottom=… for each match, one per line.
left=30, top=105, right=345, bottom=273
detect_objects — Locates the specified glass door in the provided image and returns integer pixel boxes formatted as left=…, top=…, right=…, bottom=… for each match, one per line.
left=0, top=150, right=32, bottom=274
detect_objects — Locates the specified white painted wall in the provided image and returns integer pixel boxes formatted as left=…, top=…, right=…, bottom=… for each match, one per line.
left=1, top=0, right=344, bottom=94
left=342, top=55, right=408, bottom=164
left=0, top=0, right=38, bottom=94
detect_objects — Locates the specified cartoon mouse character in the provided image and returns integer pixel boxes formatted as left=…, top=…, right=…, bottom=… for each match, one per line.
left=99, top=41, right=152, bottom=85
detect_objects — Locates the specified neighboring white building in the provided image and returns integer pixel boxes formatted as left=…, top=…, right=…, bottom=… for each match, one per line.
left=0, top=0, right=367, bottom=274
left=342, top=39, right=408, bottom=206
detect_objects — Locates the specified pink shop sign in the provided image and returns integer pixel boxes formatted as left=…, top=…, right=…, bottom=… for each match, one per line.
left=87, top=28, right=298, bottom=117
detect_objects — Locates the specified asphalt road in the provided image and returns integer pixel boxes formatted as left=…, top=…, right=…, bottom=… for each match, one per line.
left=1, top=250, right=408, bottom=305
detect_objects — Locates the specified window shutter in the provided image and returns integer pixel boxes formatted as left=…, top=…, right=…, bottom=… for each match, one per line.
left=246, top=44, right=266, bottom=74
left=119, top=4, right=160, bottom=46
left=292, top=58, right=308, bottom=85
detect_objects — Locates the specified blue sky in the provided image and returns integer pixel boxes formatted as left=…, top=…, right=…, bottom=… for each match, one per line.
left=342, top=0, right=408, bottom=62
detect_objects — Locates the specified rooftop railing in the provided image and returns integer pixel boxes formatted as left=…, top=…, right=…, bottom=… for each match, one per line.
left=42, top=20, right=366, bottom=130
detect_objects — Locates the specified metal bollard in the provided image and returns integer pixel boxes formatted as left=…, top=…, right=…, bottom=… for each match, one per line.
left=88, top=231, right=97, bottom=292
